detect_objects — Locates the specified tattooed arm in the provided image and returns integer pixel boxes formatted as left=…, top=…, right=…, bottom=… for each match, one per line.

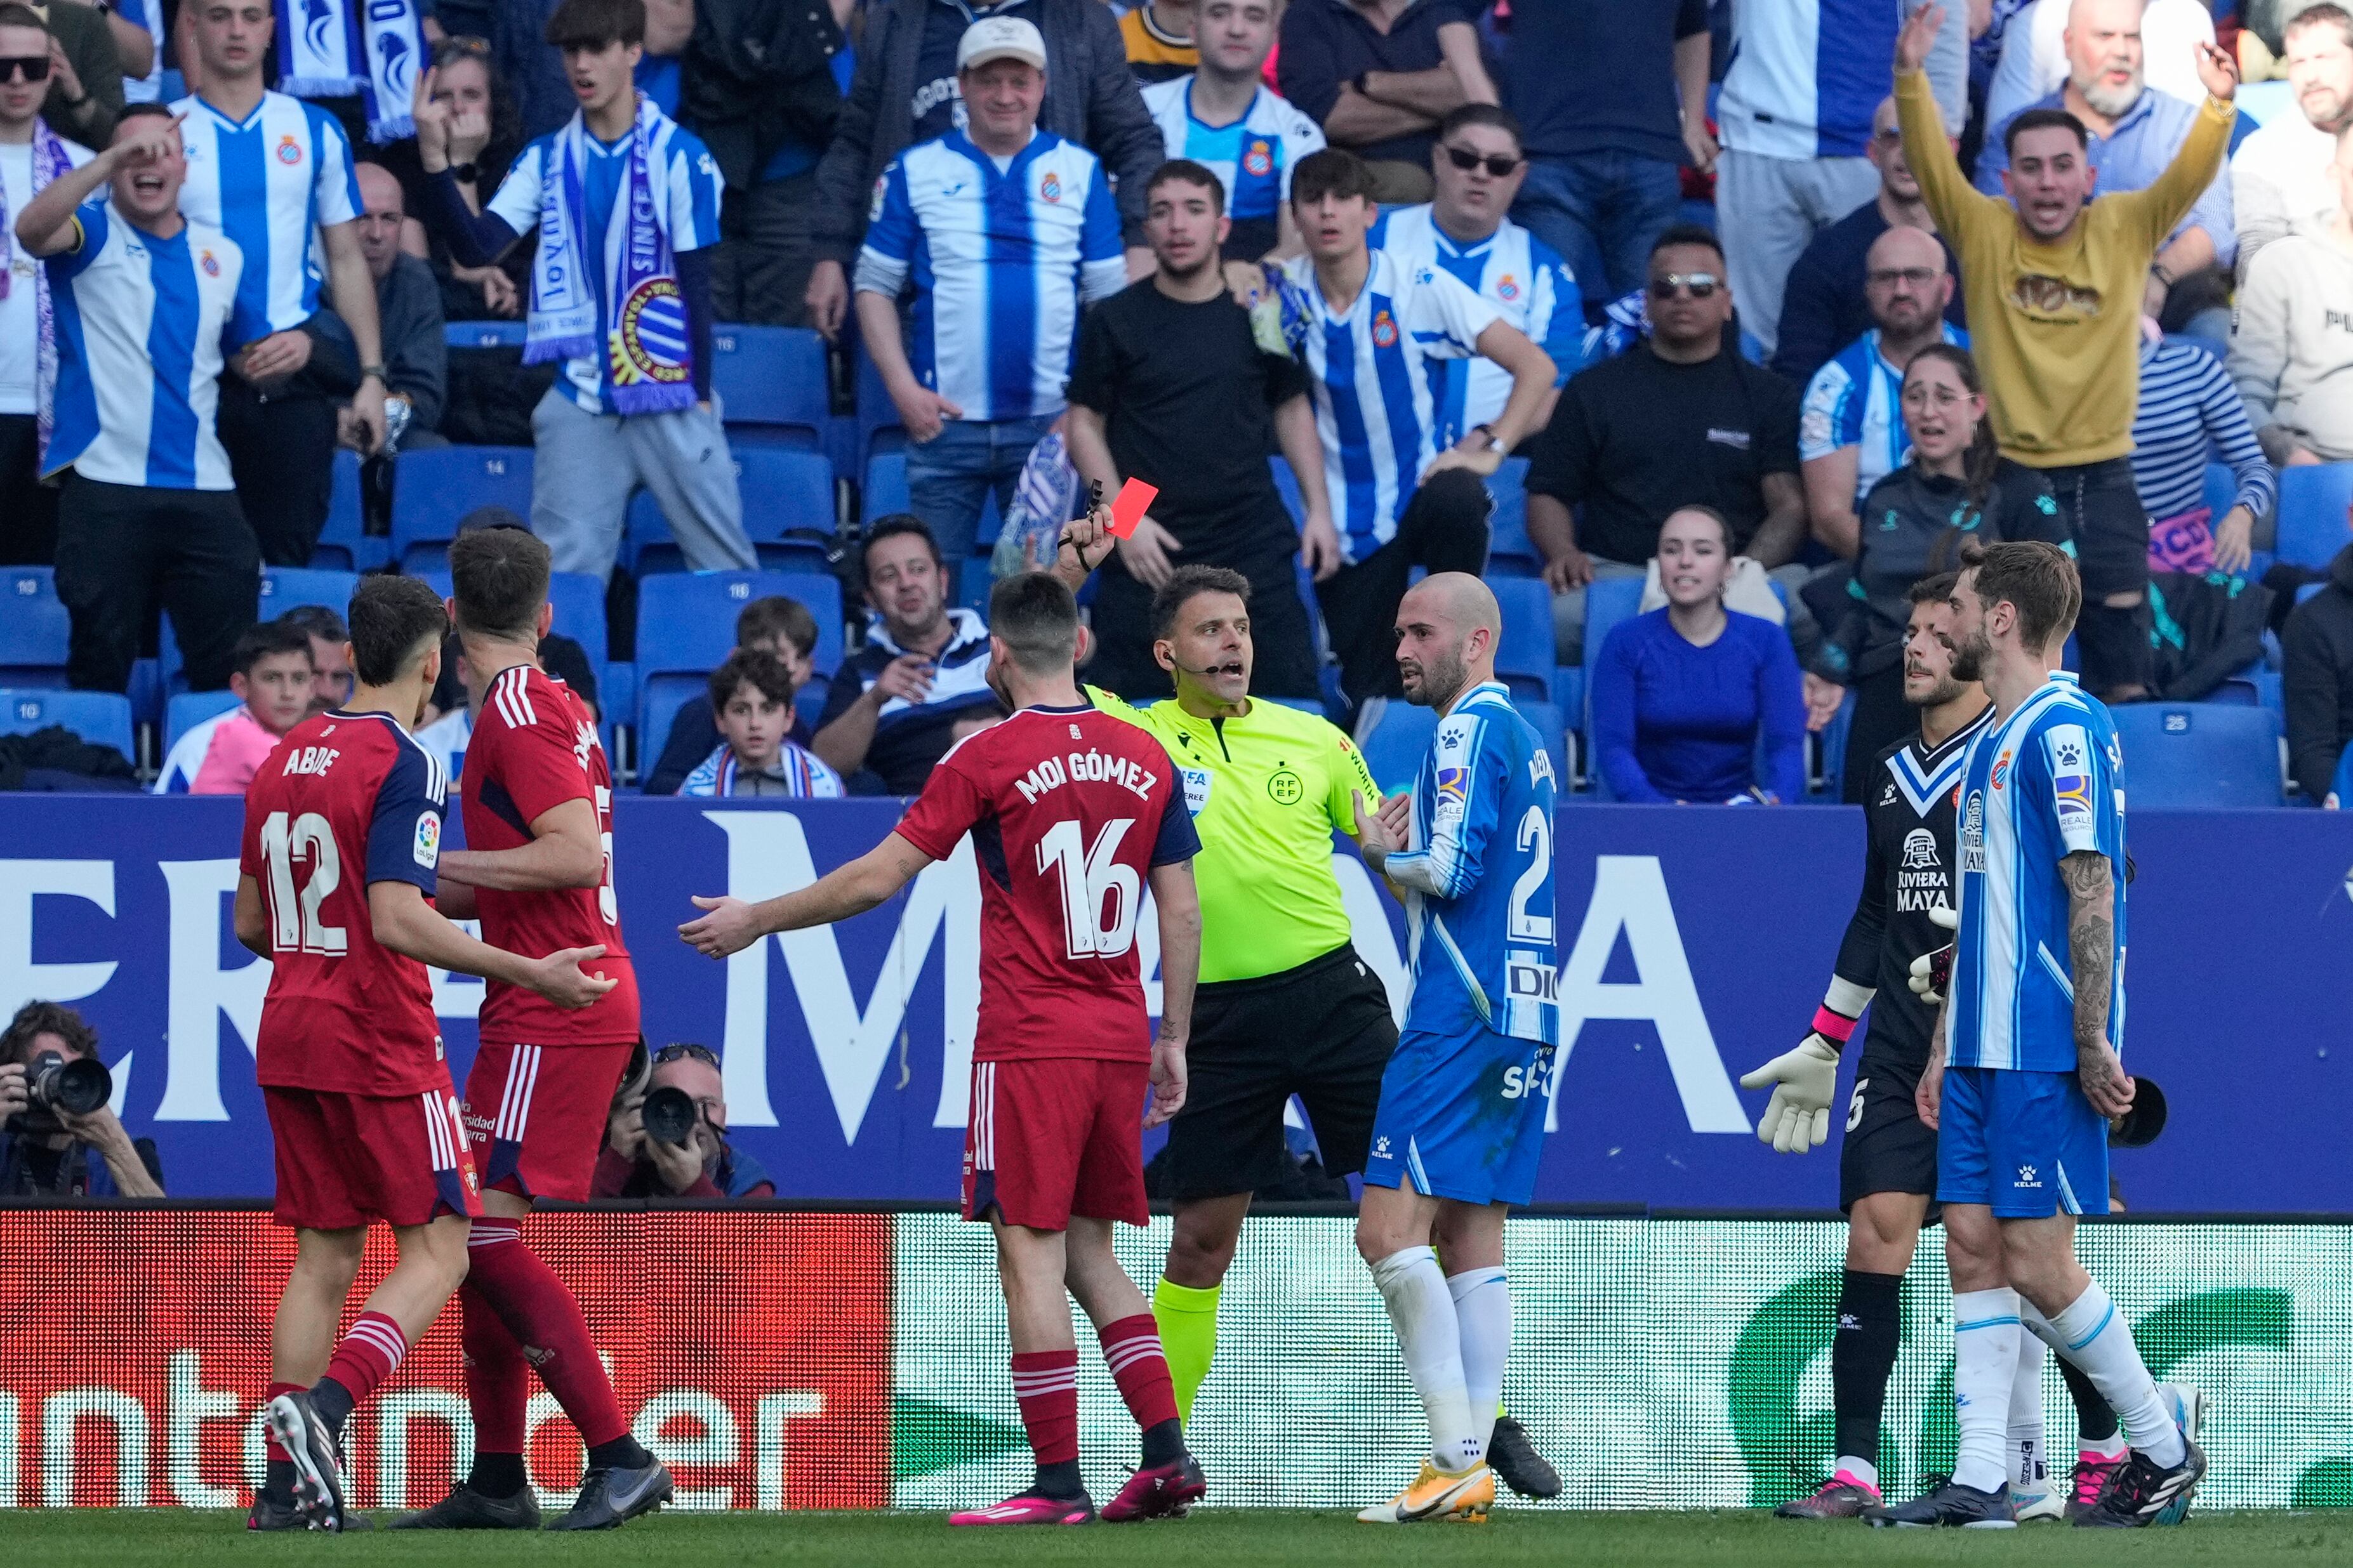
left=2062, top=849, right=2135, bottom=1117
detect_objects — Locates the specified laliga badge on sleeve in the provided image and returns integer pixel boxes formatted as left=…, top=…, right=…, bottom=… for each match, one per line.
left=1108, top=479, right=1158, bottom=539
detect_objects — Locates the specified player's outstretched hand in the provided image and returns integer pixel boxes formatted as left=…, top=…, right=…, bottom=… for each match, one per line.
left=680, top=895, right=764, bottom=959
left=1907, top=902, right=1958, bottom=1003
left=531, top=945, right=617, bottom=1010
left=1145, top=1034, right=1188, bottom=1128
left=1739, top=1036, right=1840, bottom=1154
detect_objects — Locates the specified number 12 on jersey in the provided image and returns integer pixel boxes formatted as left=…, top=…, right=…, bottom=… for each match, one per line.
left=259, top=809, right=348, bottom=957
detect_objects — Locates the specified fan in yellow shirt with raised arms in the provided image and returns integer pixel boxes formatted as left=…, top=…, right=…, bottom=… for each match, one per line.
left=1044, top=510, right=1561, bottom=1501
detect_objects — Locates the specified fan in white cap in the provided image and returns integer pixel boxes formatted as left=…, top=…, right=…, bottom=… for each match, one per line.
left=958, top=15, right=1048, bottom=72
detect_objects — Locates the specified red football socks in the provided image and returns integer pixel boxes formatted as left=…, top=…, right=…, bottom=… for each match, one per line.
left=1011, top=1350, right=1080, bottom=1467
left=320, top=1311, right=408, bottom=1415
left=1098, top=1315, right=1180, bottom=1433
left=463, top=1219, right=628, bottom=1449
left=461, top=1283, right=530, bottom=1455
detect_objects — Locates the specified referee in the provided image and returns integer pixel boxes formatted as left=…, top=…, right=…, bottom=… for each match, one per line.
left=1051, top=526, right=1558, bottom=1498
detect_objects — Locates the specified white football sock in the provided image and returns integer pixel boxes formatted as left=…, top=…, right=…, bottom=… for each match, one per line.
left=1446, top=1266, right=1509, bottom=1463
left=2043, top=1282, right=2185, bottom=1468
left=1371, top=1246, right=1477, bottom=1472
left=2006, top=1324, right=2048, bottom=1493
left=1952, top=1288, right=2023, bottom=1492
left=1833, top=1455, right=1880, bottom=1491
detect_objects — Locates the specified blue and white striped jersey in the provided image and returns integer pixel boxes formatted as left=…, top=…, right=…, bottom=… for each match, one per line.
left=680, top=739, right=844, bottom=798
left=1280, top=248, right=1501, bottom=563
left=169, top=91, right=362, bottom=334
left=1141, top=76, right=1324, bottom=225
left=45, top=200, right=265, bottom=489
left=485, top=118, right=725, bottom=415
left=1370, top=204, right=1582, bottom=451
left=1384, top=681, right=1561, bottom=1046
left=854, top=128, right=1127, bottom=423
left=1800, top=324, right=1969, bottom=504
left=1720, top=0, right=1966, bottom=159
left=1951, top=671, right=2126, bottom=1072
left=121, top=0, right=166, bottom=102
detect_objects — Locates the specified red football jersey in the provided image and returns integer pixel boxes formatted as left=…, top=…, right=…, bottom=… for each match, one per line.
left=461, top=664, right=640, bottom=1044
left=895, top=704, right=1199, bottom=1064
left=240, top=709, right=453, bottom=1096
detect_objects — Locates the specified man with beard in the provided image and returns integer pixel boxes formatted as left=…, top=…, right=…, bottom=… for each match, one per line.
left=2232, top=3, right=2353, bottom=272
left=1064, top=159, right=1333, bottom=702
left=1895, top=3, right=2237, bottom=704
left=1744, top=574, right=2173, bottom=1522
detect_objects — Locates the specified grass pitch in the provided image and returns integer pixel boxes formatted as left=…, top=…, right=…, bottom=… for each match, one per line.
left=11, top=1508, right=2353, bottom=1567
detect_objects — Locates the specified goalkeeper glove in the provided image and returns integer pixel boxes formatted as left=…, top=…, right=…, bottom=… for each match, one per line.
left=1739, top=999, right=1860, bottom=1154
left=1907, top=902, right=1959, bottom=1004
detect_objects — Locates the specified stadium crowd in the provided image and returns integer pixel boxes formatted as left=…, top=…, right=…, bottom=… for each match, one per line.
left=0, top=0, right=2349, bottom=807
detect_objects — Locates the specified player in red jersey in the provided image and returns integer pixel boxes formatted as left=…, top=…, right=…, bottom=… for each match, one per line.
left=683, top=572, right=1207, bottom=1526
left=390, top=524, right=670, bottom=1532
left=232, top=576, right=616, bottom=1532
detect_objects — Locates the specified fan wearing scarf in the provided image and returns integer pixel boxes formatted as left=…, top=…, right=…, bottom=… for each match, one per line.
left=416, top=0, right=755, bottom=585
left=0, top=3, right=93, bottom=565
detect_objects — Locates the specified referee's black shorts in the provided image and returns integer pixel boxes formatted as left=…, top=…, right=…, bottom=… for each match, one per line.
left=1839, top=1049, right=1941, bottom=1221
left=1157, top=944, right=1398, bottom=1201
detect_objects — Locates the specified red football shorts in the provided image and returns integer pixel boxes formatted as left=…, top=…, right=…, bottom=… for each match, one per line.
left=463, top=1040, right=635, bottom=1202
left=266, top=1083, right=482, bottom=1231
left=962, top=1057, right=1150, bottom=1230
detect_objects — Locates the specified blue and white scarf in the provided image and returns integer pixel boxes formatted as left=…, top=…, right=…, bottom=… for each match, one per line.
left=272, top=0, right=423, bottom=142
left=0, top=121, right=82, bottom=468
left=526, top=95, right=695, bottom=417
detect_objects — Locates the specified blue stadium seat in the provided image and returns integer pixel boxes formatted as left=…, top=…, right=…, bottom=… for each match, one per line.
left=2335, top=742, right=2353, bottom=806
left=313, top=450, right=385, bottom=570
left=165, top=689, right=242, bottom=754
left=391, top=445, right=534, bottom=571
left=2111, top=704, right=2284, bottom=807
left=2275, top=463, right=2353, bottom=569
left=628, top=448, right=837, bottom=573
left=1817, top=688, right=1858, bottom=798
left=0, top=688, right=133, bottom=758
left=0, top=567, right=72, bottom=687
left=1487, top=457, right=1534, bottom=563
left=413, top=569, right=608, bottom=665
left=633, top=570, right=846, bottom=742
left=444, top=320, right=527, bottom=349
left=1359, top=702, right=1438, bottom=794
left=1581, top=575, right=1645, bottom=671
left=258, top=566, right=361, bottom=620
left=710, top=325, right=828, bottom=447
left=1493, top=577, right=1553, bottom=699
left=1520, top=697, right=1567, bottom=785
left=864, top=450, right=910, bottom=522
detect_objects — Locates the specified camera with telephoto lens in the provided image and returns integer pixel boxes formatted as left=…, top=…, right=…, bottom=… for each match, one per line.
left=13, top=1051, right=112, bottom=1133
left=641, top=1086, right=700, bottom=1147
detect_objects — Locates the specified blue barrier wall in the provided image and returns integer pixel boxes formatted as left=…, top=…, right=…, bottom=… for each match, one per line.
left=2, top=798, right=2348, bottom=1209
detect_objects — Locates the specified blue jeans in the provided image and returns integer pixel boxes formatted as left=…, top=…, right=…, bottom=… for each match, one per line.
left=1511, top=151, right=1685, bottom=309
left=903, top=412, right=1059, bottom=593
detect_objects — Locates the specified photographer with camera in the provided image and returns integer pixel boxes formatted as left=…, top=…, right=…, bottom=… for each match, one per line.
left=0, top=1003, right=162, bottom=1198
left=594, top=1044, right=774, bottom=1200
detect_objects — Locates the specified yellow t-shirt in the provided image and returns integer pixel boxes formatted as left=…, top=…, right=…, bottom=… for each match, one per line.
left=1895, top=70, right=2231, bottom=468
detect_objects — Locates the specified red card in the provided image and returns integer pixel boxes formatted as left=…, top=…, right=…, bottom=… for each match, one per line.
left=1107, top=479, right=1158, bottom=539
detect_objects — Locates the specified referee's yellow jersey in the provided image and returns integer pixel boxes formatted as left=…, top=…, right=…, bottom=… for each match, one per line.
left=1086, top=686, right=1380, bottom=985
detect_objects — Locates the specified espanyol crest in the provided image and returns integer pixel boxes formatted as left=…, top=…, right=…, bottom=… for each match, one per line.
left=611, top=277, right=691, bottom=386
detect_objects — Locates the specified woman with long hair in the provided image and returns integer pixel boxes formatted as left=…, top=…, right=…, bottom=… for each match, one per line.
left=1809, top=343, right=2077, bottom=798
left=383, top=36, right=529, bottom=319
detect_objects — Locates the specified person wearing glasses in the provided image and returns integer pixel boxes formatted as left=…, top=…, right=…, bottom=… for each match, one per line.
left=1372, top=103, right=1583, bottom=451
left=1525, top=225, right=1808, bottom=665
left=1771, top=95, right=1967, bottom=390
left=596, top=1043, right=775, bottom=1199
left=0, top=3, right=93, bottom=567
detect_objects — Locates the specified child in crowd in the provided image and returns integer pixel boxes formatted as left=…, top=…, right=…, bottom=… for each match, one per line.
left=153, top=621, right=321, bottom=795
left=681, top=649, right=843, bottom=798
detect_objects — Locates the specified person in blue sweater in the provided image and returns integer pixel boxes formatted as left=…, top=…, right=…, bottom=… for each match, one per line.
left=1591, top=506, right=1808, bottom=803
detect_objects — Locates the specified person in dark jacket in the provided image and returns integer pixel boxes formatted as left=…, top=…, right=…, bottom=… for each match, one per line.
left=1810, top=343, right=2072, bottom=799
left=352, top=163, right=449, bottom=447
left=800, top=0, right=1158, bottom=338
left=2283, top=537, right=2353, bottom=805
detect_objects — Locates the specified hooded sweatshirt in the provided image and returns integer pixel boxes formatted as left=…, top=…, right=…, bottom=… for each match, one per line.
left=2281, top=540, right=2353, bottom=800
left=2229, top=227, right=2353, bottom=463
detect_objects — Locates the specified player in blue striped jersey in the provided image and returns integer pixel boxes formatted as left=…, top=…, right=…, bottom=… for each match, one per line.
left=854, top=17, right=1129, bottom=579
left=1257, top=147, right=1555, bottom=716
left=1139, top=0, right=1322, bottom=261
left=1871, top=541, right=2204, bottom=1530
left=1372, top=106, right=1584, bottom=455
left=1351, top=574, right=1558, bottom=1525
left=170, top=0, right=389, bottom=565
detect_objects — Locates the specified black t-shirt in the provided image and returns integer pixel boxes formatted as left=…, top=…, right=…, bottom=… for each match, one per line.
left=1526, top=343, right=1803, bottom=567
left=1065, top=279, right=1311, bottom=564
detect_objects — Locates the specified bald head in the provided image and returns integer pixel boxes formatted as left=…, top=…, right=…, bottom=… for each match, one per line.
left=1864, top=223, right=1952, bottom=339
left=355, top=162, right=406, bottom=281
left=1395, top=572, right=1498, bottom=710
left=2065, top=0, right=2145, bottom=117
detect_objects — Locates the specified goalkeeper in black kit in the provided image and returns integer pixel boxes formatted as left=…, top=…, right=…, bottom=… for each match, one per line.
left=1740, top=574, right=2124, bottom=1521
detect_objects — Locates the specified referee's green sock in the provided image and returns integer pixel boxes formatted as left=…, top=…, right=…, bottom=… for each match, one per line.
left=1152, top=1277, right=1221, bottom=1423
